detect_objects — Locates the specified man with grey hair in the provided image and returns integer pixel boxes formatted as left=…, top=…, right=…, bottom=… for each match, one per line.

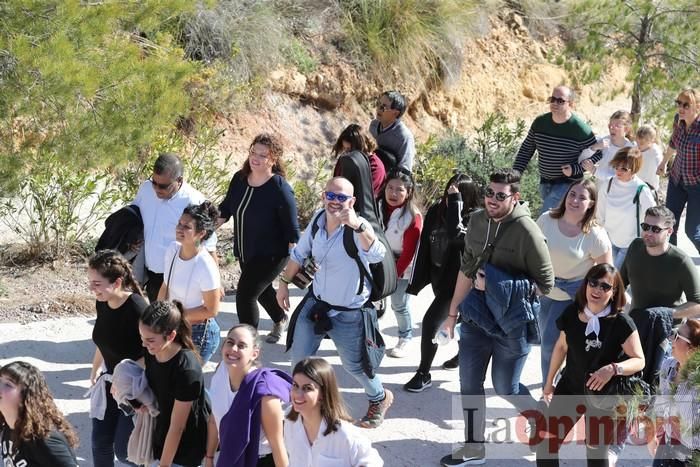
left=133, top=153, right=217, bottom=301
left=513, top=85, right=603, bottom=214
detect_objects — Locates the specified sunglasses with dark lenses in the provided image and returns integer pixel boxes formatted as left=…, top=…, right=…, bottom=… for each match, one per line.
left=640, top=222, right=667, bottom=234
left=150, top=178, right=175, bottom=190
left=377, top=103, right=391, bottom=111
left=675, top=99, right=691, bottom=109
left=484, top=187, right=514, bottom=201
left=548, top=96, right=568, bottom=105
left=588, top=279, right=614, bottom=292
left=324, top=191, right=351, bottom=202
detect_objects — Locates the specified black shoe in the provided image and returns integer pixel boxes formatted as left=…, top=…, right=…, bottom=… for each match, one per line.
left=440, top=443, right=485, bottom=466
left=442, top=354, right=459, bottom=370
left=403, top=371, right=432, bottom=393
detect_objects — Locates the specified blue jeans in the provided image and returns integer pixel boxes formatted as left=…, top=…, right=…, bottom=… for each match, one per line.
left=611, top=244, right=629, bottom=270
left=458, top=319, right=538, bottom=443
left=539, top=181, right=571, bottom=216
left=538, top=296, right=571, bottom=382
left=192, top=318, right=220, bottom=364
left=290, top=296, right=385, bottom=402
left=390, top=278, right=412, bottom=339
left=92, top=389, right=137, bottom=467
left=666, top=179, right=700, bottom=254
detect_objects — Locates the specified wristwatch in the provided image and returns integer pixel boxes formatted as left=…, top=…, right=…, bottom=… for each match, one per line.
left=353, top=222, right=367, bottom=233
left=612, top=363, right=622, bottom=376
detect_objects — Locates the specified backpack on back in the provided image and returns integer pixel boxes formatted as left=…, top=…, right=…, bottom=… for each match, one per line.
left=606, top=177, right=648, bottom=237
left=310, top=211, right=397, bottom=302
left=373, top=147, right=398, bottom=174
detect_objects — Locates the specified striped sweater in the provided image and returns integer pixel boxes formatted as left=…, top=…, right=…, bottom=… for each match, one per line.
left=513, top=112, right=601, bottom=180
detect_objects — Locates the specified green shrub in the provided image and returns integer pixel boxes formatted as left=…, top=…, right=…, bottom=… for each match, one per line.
left=283, top=38, right=319, bottom=74
left=340, top=0, right=479, bottom=84
left=291, top=157, right=332, bottom=227
left=414, top=113, right=542, bottom=214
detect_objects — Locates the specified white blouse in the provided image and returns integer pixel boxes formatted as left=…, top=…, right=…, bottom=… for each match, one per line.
left=284, top=417, right=383, bottom=467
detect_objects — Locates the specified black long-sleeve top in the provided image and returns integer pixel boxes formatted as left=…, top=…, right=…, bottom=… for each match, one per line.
left=407, top=192, right=469, bottom=296
left=219, top=171, right=300, bottom=263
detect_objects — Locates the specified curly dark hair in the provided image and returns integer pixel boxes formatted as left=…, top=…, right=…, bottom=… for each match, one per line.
left=0, top=361, right=78, bottom=448
left=241, top=133, right=286, bottom=178
left=182, top=201, right=219, bottom=241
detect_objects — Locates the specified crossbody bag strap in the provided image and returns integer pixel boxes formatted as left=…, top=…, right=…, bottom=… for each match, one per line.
left=165, top=246, right=178, bottom=300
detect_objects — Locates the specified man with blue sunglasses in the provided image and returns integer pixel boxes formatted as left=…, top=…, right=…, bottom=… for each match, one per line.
left=277, top=177, right=394, bottom=428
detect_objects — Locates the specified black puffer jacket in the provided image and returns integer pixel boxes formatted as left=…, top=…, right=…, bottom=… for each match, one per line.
left=407, top=192, right=469, bottom=296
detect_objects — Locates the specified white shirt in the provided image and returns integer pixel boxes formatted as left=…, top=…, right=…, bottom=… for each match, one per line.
left=133, top=180, right=217, bottom=273
left=636, top=143, right=663, bottom=189
left=163, top=242, right=219, bottom=309
left=383, top=206, right=419, bottom=279
left=596, top=175, right=656, bottom=248
left=209, top=364, right=272, bottom=456
left=284, top=417, right=383, bottom=467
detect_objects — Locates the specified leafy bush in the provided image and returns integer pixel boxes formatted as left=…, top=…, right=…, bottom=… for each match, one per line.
left=414, top=113, right=542, bottom=213
left=283, top=38, right=319, bottom=74
left=0, top=155, right=122, bottom=258
left=340, top=0, right=480, bottom=84
left=291, top=157, right=332, bottom=227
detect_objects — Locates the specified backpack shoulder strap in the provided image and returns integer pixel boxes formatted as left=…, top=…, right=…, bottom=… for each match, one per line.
left=310, top=210, right=325, bottom=240
left=343, top=226, right=369, bottom=295
left=634, top=184, right=646, bottom=237
left=607, top=177, right=613, bottom=194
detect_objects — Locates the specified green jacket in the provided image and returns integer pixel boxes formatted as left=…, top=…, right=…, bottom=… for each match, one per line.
left=459, top=202, right=554, bottom=294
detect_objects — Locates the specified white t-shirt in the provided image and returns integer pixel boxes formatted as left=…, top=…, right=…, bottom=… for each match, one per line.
left=209, top=364, right=272, bottom=456
left=596, top=176, right=656, bottom=249
left=580, top=135, right=634, bottom=182
left=163, top=242, right=220, bottom=309
left=636, top=143, right=663, bottom=189
left=536, top=214, right=611, bottom=301
left=133, top=180, right=217, bottom=273
left=284, top=417, right=383, bottom=467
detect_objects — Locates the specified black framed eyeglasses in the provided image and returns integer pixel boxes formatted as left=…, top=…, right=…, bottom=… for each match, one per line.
left=548, top=96, right=568, bottom=105
left=484, top=187, right=514, bottom=202
left=149, top=178, right=176, bottom=190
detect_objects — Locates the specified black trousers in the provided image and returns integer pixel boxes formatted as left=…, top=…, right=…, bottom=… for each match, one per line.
left=418, top=290, right=452, bottom=373
left=145, top=269, right=163, bottom=303
left=536, top=379, right=618, bottom=467
left=236, top=256, right=288, bottom=328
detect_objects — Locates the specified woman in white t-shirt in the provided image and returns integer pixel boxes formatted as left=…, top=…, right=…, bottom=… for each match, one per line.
left=536, top=178, right=612, bottom=383
left=285, top=357, right=383, bottom=467
left=597, top=147, right=657, bottom=270
left=159, top=201, right=221, bottom=363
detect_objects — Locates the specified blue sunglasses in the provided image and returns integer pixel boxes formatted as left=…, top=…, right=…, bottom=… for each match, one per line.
left=324, top=191, right=351, bottom=202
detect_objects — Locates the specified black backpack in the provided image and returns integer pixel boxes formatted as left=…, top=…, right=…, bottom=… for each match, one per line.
left=95, top=205, right=143, bottom=254
left=310, top=211, right=397, bottom=302
left=374, top=147, right=398, bottom=173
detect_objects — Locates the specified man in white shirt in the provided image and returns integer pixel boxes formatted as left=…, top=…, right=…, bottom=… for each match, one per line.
left=133, top=153, right=217, bottom=301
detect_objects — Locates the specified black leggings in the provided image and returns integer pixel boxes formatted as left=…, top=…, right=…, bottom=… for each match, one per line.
left=236, top=256, right=287, bottom=328
left=418, top=290, right=453, bottom=373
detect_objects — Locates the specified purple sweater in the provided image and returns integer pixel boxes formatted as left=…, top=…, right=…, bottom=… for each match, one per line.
left=216, top=368, right=292, bottom=467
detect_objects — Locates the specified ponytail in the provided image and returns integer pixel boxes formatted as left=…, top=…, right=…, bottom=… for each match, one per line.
left=140, top=301, right=200, bottom=363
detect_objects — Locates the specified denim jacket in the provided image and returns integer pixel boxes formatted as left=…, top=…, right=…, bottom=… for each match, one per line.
left=459, top=262, right=539, bottom=337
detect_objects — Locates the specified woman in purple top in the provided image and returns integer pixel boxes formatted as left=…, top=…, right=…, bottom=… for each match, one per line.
left=206, top=324, right=291, bottom=467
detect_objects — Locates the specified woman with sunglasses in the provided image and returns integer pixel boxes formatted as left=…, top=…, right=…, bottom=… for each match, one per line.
left=159, top=201, right=222, bottom=363
left=403, top=174, right=481, bottom=391
left=596, top=146, right=656, bottom=269
left=536, top=179, right=612, bottom=383
left=0, top=361, right=79, bottom=467
left=538, top=263, right=645, bottom=466
left=657, top=88, right=700, bottom=254
left=651, top=319, right=700, bottom=466
left=285, top=357, right=383, bottom=466
left=217, top=134, right=300, bottom=343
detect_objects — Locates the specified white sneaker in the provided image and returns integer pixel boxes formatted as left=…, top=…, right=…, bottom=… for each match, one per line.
left=387, top=338, right=410, bottom=358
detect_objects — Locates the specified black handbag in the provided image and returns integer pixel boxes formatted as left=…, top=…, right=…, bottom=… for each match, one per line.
left=582, top=321, right=651, bottom=411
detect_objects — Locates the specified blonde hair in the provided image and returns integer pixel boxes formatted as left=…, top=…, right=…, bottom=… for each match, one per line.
left=635, top=124, right=658, bottom=145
